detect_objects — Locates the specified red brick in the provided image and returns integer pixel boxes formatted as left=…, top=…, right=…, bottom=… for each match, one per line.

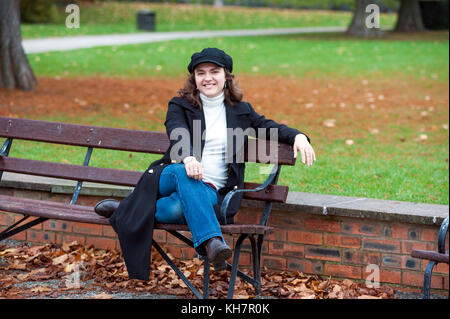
left=61, top=234, right=86, bottom=245
left=234, top=208, right=260, bottom=224
left=422, top=228, right=438, bottom=242
left=288, top=230, right=322, bottom=245
left=402, top=256, right=420, bottom=270
left=86, top=237, right=117, bottom=250
left=0, top=213, right=14, bottom=226
left=223, top=234, right=233, bottom=246
left=6, top=227, right=26, bottom=241
left=262, top=256, right=286, bottom=271
left=266, top=228, right=287, bottom=242
left=72, top=222, right=103, bottom=235
left=43, top=220, right=72, bottom=232
left=402, top=241, right=427, bottom=254
left=180, top=247, right=195, bottom=260
left=269, top=242, right=304, bottom=259
left=341, top=222, right=360, bottom=235
left=269, top=211, right=304, bottom=228
left=287, top=258, right=323, bottom=275
left=305, top=217, right=340, bottom=233
left=325, top=263, right=361, bottom=279
left=359, top=223, right=381, bottom=236
left=305, top=246, right=341, bottom=262
left=324, top=234, right=361, bottom=248
left=391, top=225, right=409, bottom=239
left=102, top=225, right=116, bottom=238
left=166, top=234, right=188, bottom=246
left=238, top=251, right=251, bottom=267
left=402, top=272, right=442, bottom=289
left=153, top=229, right=167, bottom=243
left=165, top=245, right=182, bottom=259
left=434, top=262, right=449, bottom=274
left=378, top=269, right=401, bottom=284
left=27, top=230, right=55, bottom=243
left=342, top=250, right=380, bottom=265
left=363, top=238, right=400, bottom=253
left=236, top=239, right=268, bottom=255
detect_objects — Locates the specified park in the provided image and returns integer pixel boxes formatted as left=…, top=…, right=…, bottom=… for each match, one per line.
left=0, top=0, right=448, bottom=301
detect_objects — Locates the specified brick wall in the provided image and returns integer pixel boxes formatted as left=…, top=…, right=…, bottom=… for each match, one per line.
left=0, top=188, right=448, bottom=296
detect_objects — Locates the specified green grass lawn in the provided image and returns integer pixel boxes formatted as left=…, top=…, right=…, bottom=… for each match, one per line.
left=21, top=2, right=396, bottom=39
left=28, top=32, right=449, bottom=81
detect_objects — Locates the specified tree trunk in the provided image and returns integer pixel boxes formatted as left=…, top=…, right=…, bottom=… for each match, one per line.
left=346, top=0, right=383, bottom=37
left=395, top=0, right=425, bottom=32
left=0, top=0, right=36, bottom=91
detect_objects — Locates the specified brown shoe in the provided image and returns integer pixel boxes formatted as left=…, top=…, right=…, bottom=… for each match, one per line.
left=94, top=199, right=120, bottom=218
left=205, top=237, right=232, bottom=267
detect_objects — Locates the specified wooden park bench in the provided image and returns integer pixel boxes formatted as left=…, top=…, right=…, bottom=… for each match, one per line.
left=0, top=116, right=296, bottom=299
left=411, top=216, right=449, bottom=299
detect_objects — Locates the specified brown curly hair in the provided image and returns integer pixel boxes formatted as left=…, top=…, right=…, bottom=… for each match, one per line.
left=177, top=68, right=243, bottom=109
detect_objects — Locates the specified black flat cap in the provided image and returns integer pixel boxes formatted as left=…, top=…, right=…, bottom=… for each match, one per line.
left=187, top=48, right=233, bottom=73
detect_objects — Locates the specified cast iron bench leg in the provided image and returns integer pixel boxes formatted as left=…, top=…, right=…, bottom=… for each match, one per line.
left=202, top=257, right=210, bottom=299
left=422, top=260, right=437, bottom=299
left=227, top=234, right=247, bottom=299
left=227, top=233, right=264, bottom=298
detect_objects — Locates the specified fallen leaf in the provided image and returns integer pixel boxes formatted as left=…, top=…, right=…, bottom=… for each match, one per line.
left=7, top=263, right=27, bottom=270
left=323, top=119, right=336, bottom=127
left=91, top=293, right=113, bottom=299
left=30, top=285, right=52, bottom=293
left=0, top=248, right=19, bottom=256
left=333, top=285, right=342, bottom=293
left=52, top=254, right=69, bottom=265
left=358, top=295, right=382, bottom=299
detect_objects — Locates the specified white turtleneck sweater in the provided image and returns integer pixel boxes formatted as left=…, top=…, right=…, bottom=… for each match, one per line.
left=199, top=92, right=228, bottom=190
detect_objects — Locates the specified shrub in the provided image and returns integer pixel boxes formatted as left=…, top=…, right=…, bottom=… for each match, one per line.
left=20, top=0, right=58, bottom=23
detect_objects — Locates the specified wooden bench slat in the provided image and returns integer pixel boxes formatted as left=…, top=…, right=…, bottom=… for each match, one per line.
left=0, top=195, right=274, bottom=235
left=0, top=116, right=169, bottom=154
left=245, top=138, right=296, bottom=165
left=0, top=158, right=289, bottom=202
left=156, top=223, right=274, bottom=235
left=0, top=116, right=296, bottom=165
left=411, top=249, right=450, bottom=264
left=0, top=195, right=109, bottom=225
left=0, top=157, right=142, bottom=186
left=243, top=182, right=288, bottom=203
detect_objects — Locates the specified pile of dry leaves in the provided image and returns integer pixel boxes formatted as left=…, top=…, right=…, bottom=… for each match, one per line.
left=0, top=241, right=395, bottom=299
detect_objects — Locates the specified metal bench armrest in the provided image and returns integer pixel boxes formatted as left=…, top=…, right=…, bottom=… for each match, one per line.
left=219, top=165, right=281, bottom=225
left=438, top=216, right=449, bottom=254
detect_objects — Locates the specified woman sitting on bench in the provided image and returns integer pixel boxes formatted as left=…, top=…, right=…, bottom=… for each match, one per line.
left=94, top=48, right=316, bottom=279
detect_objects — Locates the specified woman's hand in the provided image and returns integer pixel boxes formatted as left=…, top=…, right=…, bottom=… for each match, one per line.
left=183, top=156, right=203, bottom=180
left=293, top=134, right=316, bottom=166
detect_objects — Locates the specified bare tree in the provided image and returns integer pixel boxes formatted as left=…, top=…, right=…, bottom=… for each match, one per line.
left=346, top=0, right=383, bottom=37
left=0, top=0, right=36, bottom=91
left=395, top=0, right=425, bottom=32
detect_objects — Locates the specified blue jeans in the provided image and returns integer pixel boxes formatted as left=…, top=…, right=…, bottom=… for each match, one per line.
left=154, top=163, right=222, bottom=255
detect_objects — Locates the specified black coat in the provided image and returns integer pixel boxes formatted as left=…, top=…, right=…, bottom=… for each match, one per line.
left=109, top=97, right=310, bottom=280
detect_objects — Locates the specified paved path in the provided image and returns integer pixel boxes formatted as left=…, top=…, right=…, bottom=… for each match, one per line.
left=22, top=26, right=346, bottom=54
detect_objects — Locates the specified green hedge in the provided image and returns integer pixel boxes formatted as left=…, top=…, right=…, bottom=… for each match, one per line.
left=20, top=0, right=58, bottom=23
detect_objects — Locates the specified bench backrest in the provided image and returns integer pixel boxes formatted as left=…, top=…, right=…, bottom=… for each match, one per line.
left=0, top=116, right=296, bottom=203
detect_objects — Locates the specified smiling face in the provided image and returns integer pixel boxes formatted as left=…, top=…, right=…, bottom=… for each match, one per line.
left=194, top=62, right=226, bottom=98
